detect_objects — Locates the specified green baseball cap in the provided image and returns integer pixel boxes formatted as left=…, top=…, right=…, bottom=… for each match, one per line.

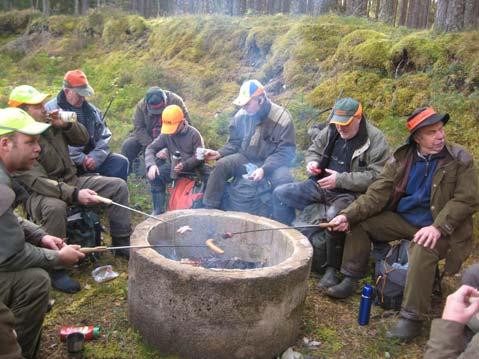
left=0, top=107, right=51, bottom=136
left=329, top=98, right=362, bottom=126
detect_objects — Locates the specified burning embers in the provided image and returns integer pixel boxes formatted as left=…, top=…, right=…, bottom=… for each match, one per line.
left=179, top=255, right=266, bottom=269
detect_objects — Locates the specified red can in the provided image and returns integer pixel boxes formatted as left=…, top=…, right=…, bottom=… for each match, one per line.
left=59, top=326, right=100, bottom=341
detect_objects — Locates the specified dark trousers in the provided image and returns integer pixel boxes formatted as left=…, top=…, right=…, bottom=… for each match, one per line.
left=341, top=211, right=450, bottom=320
left=202, top=153, right=294, bottom=208
left=0, top=268, right=50, bottom=359
left=272, top=179, right=355, bottom=225
left=80, top=153, right=129, bottom=182
left=121, top=137, right=144, bottom=169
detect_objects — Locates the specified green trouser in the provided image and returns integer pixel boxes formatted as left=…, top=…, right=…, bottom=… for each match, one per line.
left=0, top=302, right=23, bottom=358
left=341, top=211, right=450, bottom=321
left=27, top=175, right=132, bottom=238
left=0, top=268, right=50, bottom=359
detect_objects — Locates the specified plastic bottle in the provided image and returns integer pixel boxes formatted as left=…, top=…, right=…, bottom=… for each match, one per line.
left=60, top=326, right=100, bottom=341
left=170, top=151, right=181, bottom=180
left=358, top=284, right=373, bottom=326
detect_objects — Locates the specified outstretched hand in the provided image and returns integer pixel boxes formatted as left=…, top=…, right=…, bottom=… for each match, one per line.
left=442, top=285, right=479, bottom=325
left=328, top=214, right=350, bottom=232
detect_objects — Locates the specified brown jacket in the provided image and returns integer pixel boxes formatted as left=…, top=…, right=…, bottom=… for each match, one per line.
left=128, top=91, right=190, bottom=147
left=342, top=142, right=479, bottom=274
left=425, top=319, right=479, bottom=358
left=144, top=123, right=204, bottom=173
left=219, top=100, right=296, bottom=176
left=14, top=120, right=89, bottom=204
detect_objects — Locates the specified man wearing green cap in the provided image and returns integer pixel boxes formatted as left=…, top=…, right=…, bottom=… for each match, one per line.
left=9, top=85, right=133, bottom=293
left=0, top=107, right=85, bottom=358
left=327, top=106, right=479, bottom=341
left=45, top=69, right=129, bottom=181
left=121, top=87, right=190, bottom=175
left=272, top=98, right=389, bottom=288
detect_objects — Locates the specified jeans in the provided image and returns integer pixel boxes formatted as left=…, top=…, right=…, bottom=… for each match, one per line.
left=89, top=153, right=129, bottom=182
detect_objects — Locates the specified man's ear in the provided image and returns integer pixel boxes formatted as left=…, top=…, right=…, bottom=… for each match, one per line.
left=0, top=136, right=12, bottom=151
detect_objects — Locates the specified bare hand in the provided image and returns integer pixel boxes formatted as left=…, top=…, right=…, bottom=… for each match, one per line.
left=58, top=245, right=85, bottom=266
left=147, top=165, right=159, bottom=181
left=204, top=150, right=221, bottom=161
left=77, top=188, right=99, bottom=205
left=249, top=167, right=264, bottom=182
left=156, top=148, right=168, bottom=159
left=41, top=235, right=65, bottom=250
left=174, top=162, right=184, bottom=173
left=317, top=169, right=338, bottom=189
left=47, top=110, right=67, bottom=128
left=329, top=214, right=350, bottom=232
left=83, top=156, right=96, bottom=171
left=306, top=161, right=321, bottom=175
left=413, top=225, right=441, bottom=249
left=442, top=285, right=479, bottom=325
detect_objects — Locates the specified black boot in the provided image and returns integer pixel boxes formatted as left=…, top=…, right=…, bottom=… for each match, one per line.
left=386, top=318, right=422, bottom=342
left=112, top=236, right=130, bottom=259
left=326, top=276, right=358, bottom=299
left=50, top=269, right=81, bottom=294
left=317, top=266, right=340, bottom=289
left=151, top=191, right=165, bottom=215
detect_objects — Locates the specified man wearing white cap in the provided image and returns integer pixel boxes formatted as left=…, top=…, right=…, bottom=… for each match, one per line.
left=202, top=79, right=296, bottom=209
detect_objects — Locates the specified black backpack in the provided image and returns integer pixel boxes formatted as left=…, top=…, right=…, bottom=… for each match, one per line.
left=223, top=176, right=272, bottom=217
left=66, top=206, right=103, bottom=260
left=374, top=240, right=410, bottom=310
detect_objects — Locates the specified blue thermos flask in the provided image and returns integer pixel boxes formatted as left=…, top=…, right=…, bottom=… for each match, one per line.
left=358, top=284, right=373, bottom=325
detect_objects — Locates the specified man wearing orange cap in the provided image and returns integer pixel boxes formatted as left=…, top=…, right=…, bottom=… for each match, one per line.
left=327, top=107, right=479, bottom=341
left=0, top=107, right=85, bottom=358
left=9, top=85, right=132, bottom=293
left=144, top=105, right=207, bottom=214
left=202, top=79, right=296, bottom=209
left=272, top=98, right=389, bottom=289
left=121, top=86, right=191, bottom=176
left=45, top=69, right=129, bottom=181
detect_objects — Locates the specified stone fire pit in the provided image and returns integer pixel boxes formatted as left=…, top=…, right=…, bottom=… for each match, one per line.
left=128, top=209, right=313, bottom=359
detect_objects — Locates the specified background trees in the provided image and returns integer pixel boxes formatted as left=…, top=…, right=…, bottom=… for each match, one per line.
left=0, top=0, right=477, bottom=32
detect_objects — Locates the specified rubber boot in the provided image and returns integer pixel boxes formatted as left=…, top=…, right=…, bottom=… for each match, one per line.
left=317, top=266, right=340, bottom=289
left=50, top=269, right=81, bottom=294
left=326, top=276, right=358, bottom=299
left=111, top=236, right=131, bottom=259
left=151, top=191, right=165, bottom=216
left=386, top=318, right=422, bottom=342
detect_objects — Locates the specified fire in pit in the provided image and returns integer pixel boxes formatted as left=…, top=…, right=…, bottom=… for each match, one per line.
left=128, top=209, right=313, bottom=359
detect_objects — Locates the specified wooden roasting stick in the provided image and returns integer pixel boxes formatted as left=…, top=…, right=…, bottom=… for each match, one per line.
left=222, top=222, right=336, bottom=238
left=80, top=239, right=225, bottom=255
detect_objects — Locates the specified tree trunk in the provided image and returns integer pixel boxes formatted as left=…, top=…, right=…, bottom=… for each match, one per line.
left=42, top=0, right=50, bottom=15
left=315, top=0, right=337, bottom=14
left=445, top=0, right=466, bottom=31
left=74, top=0, right=79, bottom=15
left=464, top=0, right=479, bottom=29
left=374, top=0, right=380, bottom=19
left=397, top=0, right=408, bottom=25
left=378, top=0, right=395, bottom=23
left=434, top=0, right=448, bottom=30
left=81, top=0, right=89, bottom=14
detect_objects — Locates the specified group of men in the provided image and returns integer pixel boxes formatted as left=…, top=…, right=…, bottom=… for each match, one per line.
left=1, top=71, right=478, bottom=358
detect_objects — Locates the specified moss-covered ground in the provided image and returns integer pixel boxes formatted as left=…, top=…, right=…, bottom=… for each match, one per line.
left=1, top=8, right=478, bottom=358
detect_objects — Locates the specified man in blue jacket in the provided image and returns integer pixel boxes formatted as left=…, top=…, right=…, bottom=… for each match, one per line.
left=46, top=69, right=129, bottom=181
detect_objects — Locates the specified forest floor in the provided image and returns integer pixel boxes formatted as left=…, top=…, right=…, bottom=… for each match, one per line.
left=37, top=176, right=478, bottom=359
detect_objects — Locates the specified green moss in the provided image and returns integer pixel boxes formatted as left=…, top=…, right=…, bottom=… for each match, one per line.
left=390, top=31, right=446, bottom=71
left=0, top=9, right=40, bottom=34
left=103, top=15, right=146, bottom=45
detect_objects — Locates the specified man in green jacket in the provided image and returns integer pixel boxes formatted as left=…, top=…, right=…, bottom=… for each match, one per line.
left=202, top=79, right=296, bottom=209
left=0, top=107, right=85, bottom=358
left=121, top=86, right=191, bottom=175
left=272, top=98, right=389, bottom=288
left=327, top=107, right=479, bottom=341
left=9, top=85, right=132, bottom=293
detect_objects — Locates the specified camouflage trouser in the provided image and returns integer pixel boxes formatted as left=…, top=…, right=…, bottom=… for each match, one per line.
left=0, top=268, right=50, bottom=359
left=341, top=211, right=452, bottom=320
left=27, top=174, right=132, bottom=239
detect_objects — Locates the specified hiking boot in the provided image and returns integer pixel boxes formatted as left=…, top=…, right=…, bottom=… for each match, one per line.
left=112, top=236, right=130, bottom=259
left=326, top=276, right=358, bottom=299
left=317, top=267, right=340, bottom=289
left=386, top=318, right=422, bottom=342
left=50, top=269, right=81, bottom=294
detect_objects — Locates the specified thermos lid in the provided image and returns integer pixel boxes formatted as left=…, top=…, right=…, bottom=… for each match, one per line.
left=93, top=326, right=101, bottom=338
left=361, top=283, right=373, bottom=296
